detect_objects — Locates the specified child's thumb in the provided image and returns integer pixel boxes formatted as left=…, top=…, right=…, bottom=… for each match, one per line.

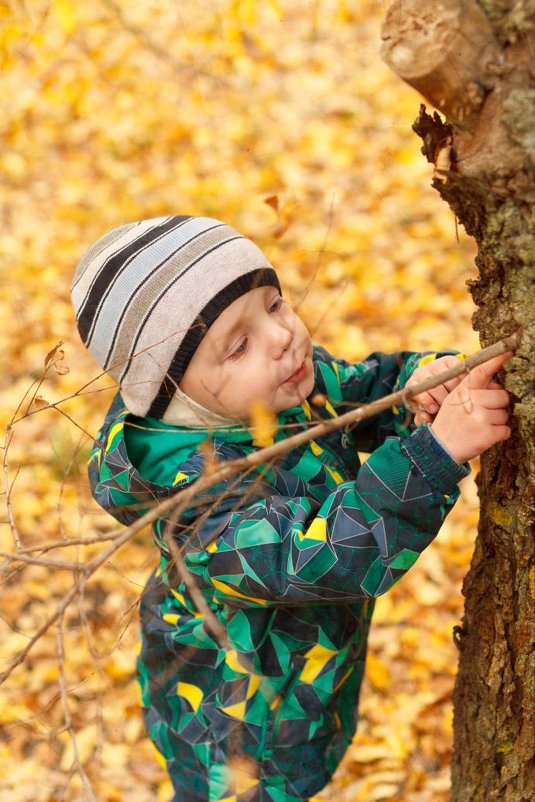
left=468, top=351, right=513, bottom=389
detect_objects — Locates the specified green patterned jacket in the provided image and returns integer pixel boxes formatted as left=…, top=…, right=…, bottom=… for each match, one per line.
left=89, top=344, right=469, bottom=802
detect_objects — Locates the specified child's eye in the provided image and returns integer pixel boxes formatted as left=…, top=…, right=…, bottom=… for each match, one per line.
left=269, top=296, right=284, bottom=313
left=228, top=337, right=248, bottom=360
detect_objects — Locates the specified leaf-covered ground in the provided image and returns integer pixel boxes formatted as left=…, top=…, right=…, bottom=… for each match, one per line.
left=0, top=2, right=481, bottom=800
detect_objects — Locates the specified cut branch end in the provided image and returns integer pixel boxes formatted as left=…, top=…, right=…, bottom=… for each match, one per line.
left=381, top=0, right=500, bottom=125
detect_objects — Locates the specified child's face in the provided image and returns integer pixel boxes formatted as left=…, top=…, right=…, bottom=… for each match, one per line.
left=180, top=286, right=314, bottom=419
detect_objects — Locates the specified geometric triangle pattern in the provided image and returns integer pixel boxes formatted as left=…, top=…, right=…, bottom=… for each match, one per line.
left=89, top=344, right=469, bottom=801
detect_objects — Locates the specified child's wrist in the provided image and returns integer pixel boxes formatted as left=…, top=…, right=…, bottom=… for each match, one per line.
left=401, top=423, right=470, bottom=493
left=428, top=426, right=462, bottom=465
left=430, top=422, right=465, bottom=464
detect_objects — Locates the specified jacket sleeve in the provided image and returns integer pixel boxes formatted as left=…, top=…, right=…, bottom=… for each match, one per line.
left=312, top=344, right=459, bottom=452
left=170, top=424, right=469, bottom=608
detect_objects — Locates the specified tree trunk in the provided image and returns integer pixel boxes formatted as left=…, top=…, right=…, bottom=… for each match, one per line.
left=381, top=2, right=534, bottom=801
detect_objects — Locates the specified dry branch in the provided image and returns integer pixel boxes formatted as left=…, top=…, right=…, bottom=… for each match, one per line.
left=380, top=0, right=500, bottom=125
left=0, top=332, right=520, bottom=687
left=56, top=611, right=97, bottom=802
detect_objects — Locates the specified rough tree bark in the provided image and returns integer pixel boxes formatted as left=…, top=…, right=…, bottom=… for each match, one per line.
left=381, top=2, right=534, bottom=801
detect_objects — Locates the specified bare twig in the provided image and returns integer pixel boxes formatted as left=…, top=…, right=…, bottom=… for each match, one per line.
left=3, top=427, right=22, bottom=548
left=16, top=534, right=124, bottom=554
left=54, top=433, right=93, bottom=542
left=0, top=582, right=79, bottom=685
left=97, top=331, right=518, bottom=547
left=164, top=519, right=228, bottom=649
left=0, top=550, right=85, bottom=571
left=0, top=332, right=519, bottom=685
left=48, top=404, right=96, bottom=441
left=76, top=576, right=107, bottom=782
left=56, top=611, right=98, bottom=801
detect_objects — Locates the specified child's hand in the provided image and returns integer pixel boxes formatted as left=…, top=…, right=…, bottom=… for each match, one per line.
left=430, top=352, right=513, bottom=463
left=406, top=355, right=465, bottom=423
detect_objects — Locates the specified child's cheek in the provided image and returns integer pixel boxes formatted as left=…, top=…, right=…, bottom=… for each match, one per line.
left=304, top=371, right=315, bottom=398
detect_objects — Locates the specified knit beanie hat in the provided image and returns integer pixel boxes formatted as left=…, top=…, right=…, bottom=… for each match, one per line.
left=71, top=215, right=281, bottom=418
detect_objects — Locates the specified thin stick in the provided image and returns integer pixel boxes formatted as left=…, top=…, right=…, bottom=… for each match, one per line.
left=56, top=612, right=98, bottom=801
left=76, top=576, right=107, bottom=781
left=0, top=583, right=79, bottom=685
left=0, top=550, right=84, bottom=571
left=80, top=331, right=518, bottom=540
left=16, top=535, right=124, bottom=554
left=164, top=521, right=228, bottom=649
left=0, top=333, right=519, bottom=684
left=3, top=428, right=22, bottom=548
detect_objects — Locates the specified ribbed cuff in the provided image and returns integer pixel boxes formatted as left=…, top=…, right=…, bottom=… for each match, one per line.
left=401, top=423, right=470, bottom=494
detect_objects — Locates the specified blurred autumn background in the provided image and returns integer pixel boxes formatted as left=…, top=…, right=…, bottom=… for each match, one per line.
left=0, top=1, right=483, bottom=800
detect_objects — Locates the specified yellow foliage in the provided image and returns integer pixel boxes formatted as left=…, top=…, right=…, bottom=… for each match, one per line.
left=53, top=0, right=78, bottom=36
left=0, top=1, right=482, bottom=801
left=249, top=398, right=277, bottom=447
left=365, top=652, right=391, bottom=691
left=105, top=650, right=136, bottom=680
left=59, top=724, right=98, bottom=771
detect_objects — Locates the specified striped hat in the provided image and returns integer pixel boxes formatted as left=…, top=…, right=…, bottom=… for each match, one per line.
left=71, top=215, right=280, bottom=418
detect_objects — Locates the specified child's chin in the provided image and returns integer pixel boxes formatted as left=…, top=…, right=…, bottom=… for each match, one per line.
left=302, top=371, right=315, bottom=398
left=292, top=377, right=315, bottom=406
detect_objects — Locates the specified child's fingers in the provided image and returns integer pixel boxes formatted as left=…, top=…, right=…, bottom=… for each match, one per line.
left=411, top=351, right=511, bottom=417
left=414, top=410, right=433, bottom=425
left=487, top=408, right=510, bottom=425
left=411, top=391, right=439, bottom=415
left=450, top=387, right=510, bottom=413
left=410, top=356, right=467, bottom=412
left=494, top=424, right=512, bottom=442
left=442, top=376, right=464, bottom=393
left=481, top=388, right=510, bottom=409
left=426, top=384, right=449, bottom=407
left=412, top=383, right=452, bottom=415
left=435, top=356, right=466, bottom=391
left=423, top=356, right=465, bottom=392
left=466, top=351, right=513, bottom=389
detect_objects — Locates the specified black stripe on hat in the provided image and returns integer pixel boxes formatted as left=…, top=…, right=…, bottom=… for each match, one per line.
left=77, top=216, right=190, bottom=344
left=119, top=232, right=244, bottom=384
left=103, top=221, right=227, bottom=372
left=147, top=268, right=281, bottom=418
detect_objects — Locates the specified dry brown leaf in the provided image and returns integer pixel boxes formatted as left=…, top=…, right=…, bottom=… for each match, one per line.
left=32, top=395, right=49, bottom=410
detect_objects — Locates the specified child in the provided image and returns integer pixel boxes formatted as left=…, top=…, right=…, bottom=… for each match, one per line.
left=72, top=215, right=511, bottom=802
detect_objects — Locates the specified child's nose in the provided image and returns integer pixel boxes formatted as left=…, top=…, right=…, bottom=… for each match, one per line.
left=268, top=320, right=293, bottom=358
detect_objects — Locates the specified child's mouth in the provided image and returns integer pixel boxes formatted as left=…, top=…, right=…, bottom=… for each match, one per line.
left=284, top=362, right=307, bottom=384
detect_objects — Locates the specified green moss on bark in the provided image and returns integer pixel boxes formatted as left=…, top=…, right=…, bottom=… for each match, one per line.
left=503, top=88, right=535, bottom=162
